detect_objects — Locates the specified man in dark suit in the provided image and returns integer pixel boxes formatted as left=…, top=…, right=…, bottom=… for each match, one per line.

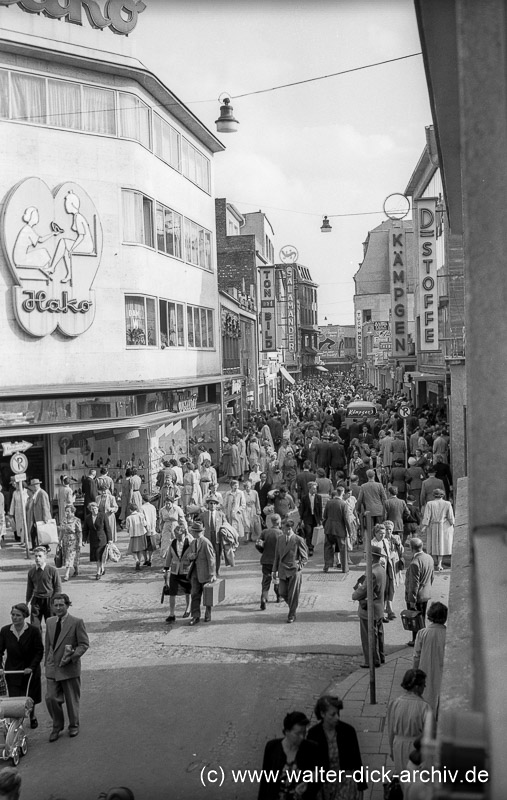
left=295, top=461, right=316, bottom=500
left=200, top=497, right=227, bottom=575
left=258, top=513, right=282, bottom=609
left=298, top=482, right=322, bottom=556
left=81, top=469, right=98, bottom=513
left=188, top=521, right=216, bottom=625
left=352, top=547, right=386, bottom=668
left=322, top=486, right=352, bottom=573
left=255, top=472, right=273, bottom=515
left=45, top=593, right=89, bottom=741
left=273, top=519, right=308, bottom=623
left=405, top=537, right=434, bottom=645
left=328, top=435, right=347, bottom=486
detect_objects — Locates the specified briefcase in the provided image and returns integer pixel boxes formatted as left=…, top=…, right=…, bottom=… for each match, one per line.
left=203, top=578, right=226, bottom=607
left=311, top=525, right=325, bottom=547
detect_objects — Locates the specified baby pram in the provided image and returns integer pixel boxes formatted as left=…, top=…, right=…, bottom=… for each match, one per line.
left=0, top=671, right=33, bottom=766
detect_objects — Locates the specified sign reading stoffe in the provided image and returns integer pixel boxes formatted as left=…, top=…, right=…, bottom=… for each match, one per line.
left=415, top=198, right=439, bottom=351
left=260, top=267, right=276, bottom=352
left=0, top=0, right=146, bottom=35
left=1, top=177, right=103, bottom=338
left=389, top=222, right=409, bottom=357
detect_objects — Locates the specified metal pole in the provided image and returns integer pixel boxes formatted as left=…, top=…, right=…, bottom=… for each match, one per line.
left=364, top=511, right=376, bottom=704
left=404, top=417, right=408, bottom=468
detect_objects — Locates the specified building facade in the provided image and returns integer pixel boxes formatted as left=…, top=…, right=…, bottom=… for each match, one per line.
left=317, top=324, right=356, bottom=373
left=219, top=288, right=258, bottom=437
left=353, top=219, right=416, bottom=390
left=0, top=4, right=225, bottom=510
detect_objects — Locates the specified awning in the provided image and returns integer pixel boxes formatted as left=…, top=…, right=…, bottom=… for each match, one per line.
left=404, top=372, right=444, bottom=383
left=316, top=366, right=328, bottom=373
left=279, top=366, right=296, bottom=385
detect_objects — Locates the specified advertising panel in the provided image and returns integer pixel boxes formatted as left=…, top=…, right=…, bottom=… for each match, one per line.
left=260, top=267, right=276, bottom=351
left=415, top=198, right=439, bottom=351
left=389, top=224, right=408, bottom=357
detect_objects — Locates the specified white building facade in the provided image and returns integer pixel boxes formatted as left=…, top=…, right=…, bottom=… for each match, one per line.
left=0, top=3, right=225, bottom=509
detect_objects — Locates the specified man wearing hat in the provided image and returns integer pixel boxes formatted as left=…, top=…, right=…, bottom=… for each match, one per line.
left=405, top=538, right=434, bottom=646
left=351, top=544, right=387, bottom=667
left=200, top=497, right=227, bottom=575
left=26, top=479, right=51, bottom=551
left=187, top=521, right=216, bottom=625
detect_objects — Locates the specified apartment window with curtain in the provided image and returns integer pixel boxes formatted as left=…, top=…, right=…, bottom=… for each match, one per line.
left=159, top=299, right=185, bottom=347
left=118, top=91, right=151, bottom=149
left=122, top=190, right=154, bottom=248
left=187, top=305, right=214, bottom=349
left=156, top=202, right=182, bottom=259
left=10, top=72, right=46, bottom=125
left=0, top=70, right=8, bottom=119
left=153, top=112, right=181, bottom=171
left=184, top=219, right=212, bottom=270
left=181, top=137, right=211, bottom=193
left=125, top=295, right=157, bottom=347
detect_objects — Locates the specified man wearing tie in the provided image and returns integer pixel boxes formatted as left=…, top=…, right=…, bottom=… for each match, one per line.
left=273, top=519, right=308, bottom=623
left=45, top=593, right=89, bottom=742
left=187, top=522, right=216, bottom=625
left=200, top=497, right=227, bottom=575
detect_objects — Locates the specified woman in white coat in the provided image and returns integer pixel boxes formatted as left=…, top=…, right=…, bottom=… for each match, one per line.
left=223, top=479, right=246, bottom=540
left=420, top=488, right=454, bottom=571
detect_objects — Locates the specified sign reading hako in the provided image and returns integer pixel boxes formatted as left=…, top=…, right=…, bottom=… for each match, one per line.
left=1, top=177, right=103, bottom=338
left=260, top=267, right=276, bottom=351
left=0, top=0, right=146, bottom=36
left=389, top=222, right=409, bottom=357
left=415, top=198, right=438, bottom=351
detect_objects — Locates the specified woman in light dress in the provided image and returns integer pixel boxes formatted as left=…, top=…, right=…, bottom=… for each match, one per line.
left=413, top=601, right=448, bottom=717
left=127, top=467, right=143, bottom=511
left=387, top=669, right=430, bottom=775
left=125, top=502, right=148, bottom=571
left=58, top=503, right=82, bottom=582
left=241, top=479, right=261, bottom=542
left=13, top=206, right=56, bottom=276
left=223, top=479, right=246, bottom=540
left=158, top=497, right=187, bottom=557
left=57, top=475, right=74, bottom=523
left=96, top=478, right=119, bottom=543
left=247, top=436, right=260, bottom=471
left=181, top=461, right=202, bottom=511
left=420, top=487, right=454, bottom=571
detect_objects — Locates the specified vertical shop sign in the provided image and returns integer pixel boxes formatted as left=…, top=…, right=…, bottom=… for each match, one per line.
left=415, top=198, right=439, bottom=351
left=389, top=223, right=408, bottom=357
left=286, top=266, right=296, bottom=352
left=356, top=310, right=363, bottom=360
left=260, top=267, right=276, bottom=351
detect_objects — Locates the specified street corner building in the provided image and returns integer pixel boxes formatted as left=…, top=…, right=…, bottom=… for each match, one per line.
left=0, top=0, right=227, bottom=516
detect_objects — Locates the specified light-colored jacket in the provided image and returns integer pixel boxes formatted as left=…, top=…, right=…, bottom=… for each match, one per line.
left=45, top=613, right=89, bottom=681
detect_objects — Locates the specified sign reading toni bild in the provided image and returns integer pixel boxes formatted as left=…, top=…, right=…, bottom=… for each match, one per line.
left=1, top=177, right=103, bottom=338
left=0, top=0, right=146, bottom=36
left=260, top=267, right=276, bottom=352
left=415, top=197, right=439, bottom=351
left=389, top=223, right=408, bottom=357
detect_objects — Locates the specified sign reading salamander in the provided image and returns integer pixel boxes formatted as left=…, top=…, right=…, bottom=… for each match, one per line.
left=0, top=0, right=147, bottom=36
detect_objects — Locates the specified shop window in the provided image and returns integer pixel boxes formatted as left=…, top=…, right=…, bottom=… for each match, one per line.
left=187, top=304, right=214, bottom=349
left=153, top=112, right=181, bottom=171
left=156, top=202, right=182, bottom=259
left=11, top=72, right=46, bottom=125
left=122, top=190, right=154, bottom=248
left=118, top=91, right=151, bottom=149
left=159, top=299, right=185, bottom=347
left=125, top=295, right=157, bottom=346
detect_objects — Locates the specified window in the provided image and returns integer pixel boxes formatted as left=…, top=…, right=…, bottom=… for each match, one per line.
left=82, top=85, right=116, bottom=135
left=159, top=299, right=185, bottom=347
left=0, top=70, right=8, bottom=119
left=187, top=305, right=214, bottom=349
left=156, top=202, right=182, bottom=259
left=11, top=72, right=46, bottom=125
left=47, top=78, right=81, bottom=130
left=181, top=137, right=211, bottom=193
left=184, top=219, right=212, bottom=270
left=125, top=295, right=157, bottom=346
left=118, top=91, right=151, bottom=149
left=122, top=190, right=154, bottom=248
left=153, top=113, right=181, bottom=171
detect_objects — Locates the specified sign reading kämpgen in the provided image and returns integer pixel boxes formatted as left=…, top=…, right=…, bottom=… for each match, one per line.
left=0, top=0, right=146, bottom=36
left=389, top=223, right=408, bottom=357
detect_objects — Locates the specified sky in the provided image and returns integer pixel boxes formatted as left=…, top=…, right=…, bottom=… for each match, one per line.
left=135, top=0, right=432, bottom=326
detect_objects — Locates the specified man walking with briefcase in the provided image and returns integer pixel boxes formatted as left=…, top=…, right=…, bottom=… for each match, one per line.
left=187, top=521, right=216, bottom=625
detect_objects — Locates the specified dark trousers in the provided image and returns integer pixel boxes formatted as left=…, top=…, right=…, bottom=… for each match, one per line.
left=46, top=676, right=81, bottom=730
left=30, top=596, right=53, bottom=627
left=359, top=616, right=384, bottom=666
left=412, top=600, right=428, bottom=641
left=30, top=524, right=38, bottom=550
left=190, top=573, right=211, bottom=620
left=324, top=535, right=348, bottom=572
left=278, top=570, right=302, bottom=618
left=261, top=563, right=274, bottom=601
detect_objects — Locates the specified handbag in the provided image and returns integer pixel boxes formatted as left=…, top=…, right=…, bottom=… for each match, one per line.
left=346, top=535, right=353, bottom=552
left=401, top=608, right=424, bottom=632
left=54, top=544, right=63, bottom=569
left=160, top=584, right=171, bottom=604
left=36, top=519, right=59, bottom=545
left=105, top=541, right=121, bottom=563
left=254, top=538, right=264, bottom=553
